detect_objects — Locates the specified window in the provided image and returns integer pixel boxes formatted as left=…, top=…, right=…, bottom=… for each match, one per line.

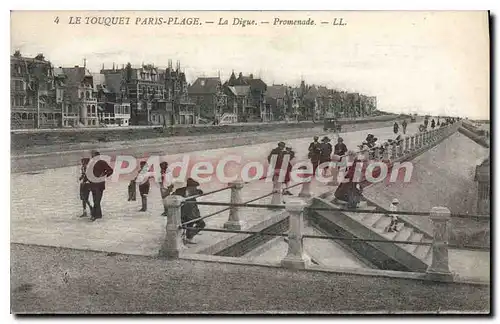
left=86, top=91, right=90, bottom=99
left=80, top=92, right=84, bottom=99
left=87, top=105, right=91, bottom=115
left=92, top=105, right=96, bottom=114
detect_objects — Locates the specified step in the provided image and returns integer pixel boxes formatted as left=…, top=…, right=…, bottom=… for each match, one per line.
left=373, top=215, right=392, bottom=230
left=373, top=227, right=398, bottom=240
left=404, top=232, right=424, bottom=253
left=414, top=241, right=432, bottom=261
left=362, top=213, right=384, bottom=228
left=393, top=226, right=414, bottom=242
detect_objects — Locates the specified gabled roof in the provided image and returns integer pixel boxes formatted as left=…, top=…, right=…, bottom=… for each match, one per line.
left=62, top=67, right=93, bottom=87
left=189, top=77, right=221, bottom=94
left=266, top=85, right=287, bottom=99
left=104, top=73, right=124, bottom=93
left=232, top=85, right=251, bottom=96
left=224, top=86, right=237, bottom=97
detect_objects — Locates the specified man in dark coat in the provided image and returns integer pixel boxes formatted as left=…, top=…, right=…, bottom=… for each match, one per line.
left=393, top=122, right=399, bottom=135
left=319, top=136, right=333, bottom=175
left=431, top=119, right=436, bottom=129
left=174, top=178, right=205, bottom=244
left=308, top=136, right=321, bottom=175
left=283, top=145, right=295, bottom=195
left=88, top=150, right=114, bottom=222
left=334, top=137, right=348, bottom=156
left=268, top=142, right=286, bottom=180
left=402, top=120, right=408, bottom=134
left=159, top=161, right=174, bottom=216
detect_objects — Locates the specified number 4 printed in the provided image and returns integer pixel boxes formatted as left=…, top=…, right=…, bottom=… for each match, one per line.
left=54, top=16, right=59, bottom=24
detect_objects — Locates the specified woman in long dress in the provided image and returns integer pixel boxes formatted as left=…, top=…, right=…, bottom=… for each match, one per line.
left=334, top=151, right=364, bottom=208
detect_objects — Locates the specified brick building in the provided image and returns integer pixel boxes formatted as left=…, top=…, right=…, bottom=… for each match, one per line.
left=10, top=51, right=62, bottom=129
left=189, top=77, right=227, bottom=121
left=101, top=63, right=166, bottom=125
left=154, top=60, right=196, bottom=125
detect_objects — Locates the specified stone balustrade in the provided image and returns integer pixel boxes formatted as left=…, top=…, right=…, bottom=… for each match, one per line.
left=159, top=122, right=461, bottom=276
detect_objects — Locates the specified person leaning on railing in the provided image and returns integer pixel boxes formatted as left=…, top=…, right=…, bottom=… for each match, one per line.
left=173, top=178, right=206, bottom=245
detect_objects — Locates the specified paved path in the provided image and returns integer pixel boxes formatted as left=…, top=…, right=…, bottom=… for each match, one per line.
left=11, top=123, right=421, bottom=257
left=11, top=244, right=490, bottom=313
left=12, top=119, right=412, bottom=173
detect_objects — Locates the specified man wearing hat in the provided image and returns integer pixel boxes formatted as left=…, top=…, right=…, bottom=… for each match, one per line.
left=88, top=150, right=114, bottom=222
left=173, top=178, right=205, bottom=244
left=308, top=136, right=321, bottom=175
left=283, top=145, right=295, bottom=195
left=386, top=198, right=400, bottom=232
left=159, top=161, right=174, bottom=216
left=319, top=136, right=333, bottom=176
left=268, top=141, right=286, bottom=180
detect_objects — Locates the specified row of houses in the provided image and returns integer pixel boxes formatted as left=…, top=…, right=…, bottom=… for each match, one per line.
left=10, top=51, right=377, bottom=129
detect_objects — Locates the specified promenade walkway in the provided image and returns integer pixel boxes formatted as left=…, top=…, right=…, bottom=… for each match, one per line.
left=11, top=123, right=420, bottom=257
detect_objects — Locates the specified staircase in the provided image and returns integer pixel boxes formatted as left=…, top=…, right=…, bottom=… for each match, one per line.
left=308, top=192, right=433, bottom=272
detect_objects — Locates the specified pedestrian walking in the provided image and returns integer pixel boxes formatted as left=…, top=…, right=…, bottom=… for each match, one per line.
left=393, top=122, right=399, bottom=135
left=386, top=198, right=400, bottom=232
left=283, top=146, right=295, bottom=195
left=268, top=141, right=287, bottom=182
left=431, top=119, right=436, bottom=129
left=174, top=178, right=206, bottom=244
left=128, top=178, right=137, bottom=201
left=334, top=137, right=348, bottom=157
left=136, top=161, right=153, bottom=212
left=308, top=136, right=322, bottom=175
left=78, top=157, right=92, bottom=218
left=88, top=150, right=114, bottom=222
left=159, top=161, right=174, bottom=216
left=334, top=151, right=364, bottom=209
left=319, top=136, right=333, bottom=176
left=402, top=120, right=408, bottom=134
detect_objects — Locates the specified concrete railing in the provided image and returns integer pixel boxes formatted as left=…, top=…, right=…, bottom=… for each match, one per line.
left=160, top=194, right=455, bottom=280
left=158, top=122, right=461, bottom=274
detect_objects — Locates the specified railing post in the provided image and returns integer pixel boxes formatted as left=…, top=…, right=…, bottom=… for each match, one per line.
left=391, top=142, right=397, bottom=160
left=298, top=173, right=312, bottom=198
left=397, top=140, right=404, bottom=157
left=410, top=135, right=415, bottom=151
left=368, top=147, right=375, bottom=160
left=159, top=195, right=184, bottom=259
left=382, top=143, right=390, bottom=161
left=224, top=180, right=245, bottom=230
left=426, top=206, right=453, bottom=280
left=270, top=178, right=283, bottom=207
left=404, top=136, right=410, bottom=153
left=374, top=146, right=381, bottom=160
left=281, top=199, right=308, bottom=269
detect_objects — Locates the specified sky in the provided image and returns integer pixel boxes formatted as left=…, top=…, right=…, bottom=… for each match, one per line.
left=10, top=11, right=490, bottom=119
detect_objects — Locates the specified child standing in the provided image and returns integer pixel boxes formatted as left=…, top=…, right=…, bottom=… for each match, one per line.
left=78, top=157, right=92, bottom=217
left=136, top=161, right=152, bottom=212
left=387, top=198, right=400, bottom=232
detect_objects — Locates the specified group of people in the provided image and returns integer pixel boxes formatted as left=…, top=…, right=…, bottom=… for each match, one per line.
left=78, top=153, right=205, bottom=244
left=308, top=136, right=348, bottom=176
left=78, top=150, right=114, bottom=222
left=267, top=142, right=296, bottom=195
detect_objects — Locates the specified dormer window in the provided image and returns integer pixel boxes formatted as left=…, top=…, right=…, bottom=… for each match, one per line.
left=200, top=80, right=205, bottom=87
